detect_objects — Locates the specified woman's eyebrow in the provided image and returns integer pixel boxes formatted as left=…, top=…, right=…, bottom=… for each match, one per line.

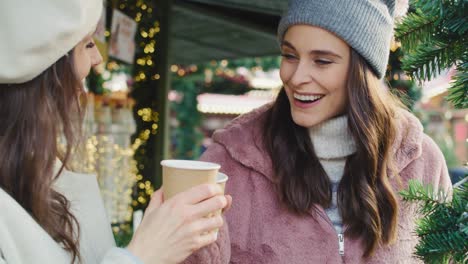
left=281, top=40, right=342, bottom=59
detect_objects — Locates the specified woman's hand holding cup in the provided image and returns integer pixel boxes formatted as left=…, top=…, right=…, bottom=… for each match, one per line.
left=126, top=184, right=228, bottom=264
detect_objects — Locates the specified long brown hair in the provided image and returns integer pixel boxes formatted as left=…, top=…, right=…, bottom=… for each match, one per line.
left=263, top=49, right=400, bottom=258
left=0, top=51, right=83, bottom=262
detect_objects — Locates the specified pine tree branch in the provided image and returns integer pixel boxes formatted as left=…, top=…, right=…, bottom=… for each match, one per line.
left=415, top=205, right=459, bottom=236
left=416, top=230, right=468, bottom=263
left=401, top=39, right=462, bottom=81
left=443, top=8, right=468, bottom=36
left=446, top=58, right=468, bottom=109
left=401, top=179, right=468, bottom=263
left=400, top=180, right=450, bottom=205
left=411, top=0, right=444, bottom=15
left=395, top=10, right=438, bottom=52
left=396, top=0, right=467, bottom=107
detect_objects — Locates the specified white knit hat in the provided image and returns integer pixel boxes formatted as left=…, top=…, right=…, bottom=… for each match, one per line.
left=0, top=0, right=103, bottom=84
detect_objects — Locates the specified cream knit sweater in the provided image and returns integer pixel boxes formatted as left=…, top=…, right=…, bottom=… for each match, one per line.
left=309, top=115, right=357, bottom=234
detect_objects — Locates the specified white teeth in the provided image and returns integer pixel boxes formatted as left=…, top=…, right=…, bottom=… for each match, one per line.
left=293, top=93, right=324, bottom=102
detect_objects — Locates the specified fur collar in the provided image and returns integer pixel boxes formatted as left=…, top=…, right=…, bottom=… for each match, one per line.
left=212, top=104, right=424, bottom=181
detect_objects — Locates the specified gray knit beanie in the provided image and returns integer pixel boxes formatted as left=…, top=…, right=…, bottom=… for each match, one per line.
left=278, top=0, right=396, bottom=79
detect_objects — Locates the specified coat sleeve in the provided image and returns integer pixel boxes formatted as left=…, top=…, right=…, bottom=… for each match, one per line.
left=100, top=247, right=144, bottom=264
left=180, top=142, right=233, bottom=264
left=420, top=134, right=453, bottom=198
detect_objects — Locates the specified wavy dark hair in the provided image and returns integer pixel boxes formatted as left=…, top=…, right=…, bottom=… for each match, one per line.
left=263, top=49, right=400, bottom=258
left=0, top=51, right=84, bottom=262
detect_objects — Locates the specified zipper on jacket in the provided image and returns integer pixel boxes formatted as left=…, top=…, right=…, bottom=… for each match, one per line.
left=338, top=233, right=344, bottom=256
left=316, top=208, right=346, bottom=258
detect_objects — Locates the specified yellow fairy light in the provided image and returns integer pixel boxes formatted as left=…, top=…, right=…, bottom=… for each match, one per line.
left=171, top=65, right=179, bottom=72
left=140, top=132, right=149, bottom=140
left=143, top=43, right=155, bottom=54
left=226, top=69, right=235, bottom=77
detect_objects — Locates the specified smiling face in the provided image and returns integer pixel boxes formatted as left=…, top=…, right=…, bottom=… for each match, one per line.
left=280, top=25, right=351, bottom=128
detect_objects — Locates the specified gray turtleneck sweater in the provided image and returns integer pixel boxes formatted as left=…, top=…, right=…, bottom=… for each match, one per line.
left=309, top=115, right=357, bottom=234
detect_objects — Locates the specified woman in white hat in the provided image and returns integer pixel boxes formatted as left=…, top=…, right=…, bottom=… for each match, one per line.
left=0, top=1, right=228, bottom=264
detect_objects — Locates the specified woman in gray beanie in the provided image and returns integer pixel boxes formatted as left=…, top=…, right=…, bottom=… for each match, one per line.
left=184, top=0, right=452, bottom=263
left=0, top=1, right=229, bottom=264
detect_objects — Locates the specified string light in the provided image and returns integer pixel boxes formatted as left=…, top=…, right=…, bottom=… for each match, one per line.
left=58, top=110, right=139, bottom=225
left=89, top=0, right=163, bottom=238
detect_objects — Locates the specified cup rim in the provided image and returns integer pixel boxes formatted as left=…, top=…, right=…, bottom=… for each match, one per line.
left=217, top=172, right=228, bottom=183
left=161, top=159, right=221, bottom=170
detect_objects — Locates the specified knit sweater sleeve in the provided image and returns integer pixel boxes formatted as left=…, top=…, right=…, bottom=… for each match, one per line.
left=180, top=143, right=232, bottom=264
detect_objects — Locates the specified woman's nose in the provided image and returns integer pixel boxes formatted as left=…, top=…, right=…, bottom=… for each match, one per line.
left=290, top=62, right=313, bottom=87
left=92, top=49, right=103, bottom=67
